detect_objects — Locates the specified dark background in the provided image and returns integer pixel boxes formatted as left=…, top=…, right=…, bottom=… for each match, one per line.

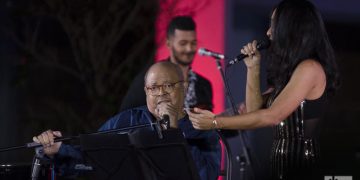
left=0, top=0, right=158, bottom=164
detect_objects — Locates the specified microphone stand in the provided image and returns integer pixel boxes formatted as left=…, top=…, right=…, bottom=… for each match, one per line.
left=0, top=123, right=162, bottom=152
left=214, top=57, right=253, bottom=180
left=0, top=122, right=164, bottom=179
left=31, top=147, right=44, bottom=180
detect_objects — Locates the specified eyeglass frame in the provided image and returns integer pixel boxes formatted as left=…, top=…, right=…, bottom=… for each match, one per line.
left=145, top=81, right=184, bottom=96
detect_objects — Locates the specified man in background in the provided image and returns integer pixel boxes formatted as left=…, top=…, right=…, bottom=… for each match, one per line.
left=120, top=16, right=213, bottom=112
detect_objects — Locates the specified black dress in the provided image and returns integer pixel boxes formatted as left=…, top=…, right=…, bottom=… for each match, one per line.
left=268, top=89, right=326, bottom=180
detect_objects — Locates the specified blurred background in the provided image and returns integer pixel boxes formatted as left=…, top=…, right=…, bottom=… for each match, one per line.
left=0, top=0, right=359, bottom=179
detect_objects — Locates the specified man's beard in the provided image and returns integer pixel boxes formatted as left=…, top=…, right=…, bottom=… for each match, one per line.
left=172, top=48, right=195, bottom=66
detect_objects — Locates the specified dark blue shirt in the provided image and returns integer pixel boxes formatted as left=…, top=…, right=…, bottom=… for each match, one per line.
left=56, top=106, right=221, bottom=180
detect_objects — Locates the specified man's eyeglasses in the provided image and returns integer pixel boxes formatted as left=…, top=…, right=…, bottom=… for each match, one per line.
left=145, top=81, right=183, bottom=96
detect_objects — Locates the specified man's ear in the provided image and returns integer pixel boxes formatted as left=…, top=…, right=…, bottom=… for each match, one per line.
left=166, top=35, right=175, bottom=49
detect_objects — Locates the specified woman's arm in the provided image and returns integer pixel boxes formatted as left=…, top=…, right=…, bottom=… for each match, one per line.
left=246, top=65, right=263, bottom=112
left=242, top=40, right=264, bottom=112
left=189, top=59, right=326, bottom=130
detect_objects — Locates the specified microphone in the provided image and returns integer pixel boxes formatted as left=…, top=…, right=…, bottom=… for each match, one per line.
left=198, top=48, right=225, bottom=59
left=227, top=38, right=271, bottom=66
left=154, top=114, right=169, bottom=139
left=160, top=114, right=170, bottom=129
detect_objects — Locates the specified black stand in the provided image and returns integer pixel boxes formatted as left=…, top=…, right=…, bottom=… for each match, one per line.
left=214, top=58, right=254, bottom=180
left=80, top=128, right=200, bottom=180
left=0, top=123, right=159, bottom=153
left=0, top=123, right=163, bottom=180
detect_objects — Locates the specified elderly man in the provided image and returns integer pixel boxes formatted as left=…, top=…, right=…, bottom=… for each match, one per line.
left=33, top=62, right=221, bottom=180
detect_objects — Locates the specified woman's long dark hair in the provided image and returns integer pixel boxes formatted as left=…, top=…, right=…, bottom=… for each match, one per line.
left=267, top=0, right=340, bottom=96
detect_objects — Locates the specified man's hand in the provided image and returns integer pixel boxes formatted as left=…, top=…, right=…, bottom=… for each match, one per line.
left=156, top=103, right=179, bottom=128
left=32, top=130, right=62, bottom=157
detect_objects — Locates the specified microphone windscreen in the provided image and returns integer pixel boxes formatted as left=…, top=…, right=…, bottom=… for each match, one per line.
left=162, top=114, right=169, bottom=120
left=198, top=48, right=207, bottom=56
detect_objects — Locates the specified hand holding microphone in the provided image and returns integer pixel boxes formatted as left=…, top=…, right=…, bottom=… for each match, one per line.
left=228, top=38, right=270, bottom=66
left=240, top=40, right=262, bottom=68
left=198, top=38, right=270, bottom=67
left=156, top=103, right=179, bottom=129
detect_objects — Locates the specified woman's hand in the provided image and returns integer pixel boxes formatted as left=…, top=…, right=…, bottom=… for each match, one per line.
left=241, top=40, right=261, bottom=68
left=187, top=107, right=216, bottom=130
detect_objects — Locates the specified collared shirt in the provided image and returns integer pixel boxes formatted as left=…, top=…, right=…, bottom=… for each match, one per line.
left=56, top=106, right=220, bottom=180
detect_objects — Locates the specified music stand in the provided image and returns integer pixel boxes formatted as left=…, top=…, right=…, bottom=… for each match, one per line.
left=79, top=129, right=200, bottom=180
left=80, top=133, right=142, bottom=180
